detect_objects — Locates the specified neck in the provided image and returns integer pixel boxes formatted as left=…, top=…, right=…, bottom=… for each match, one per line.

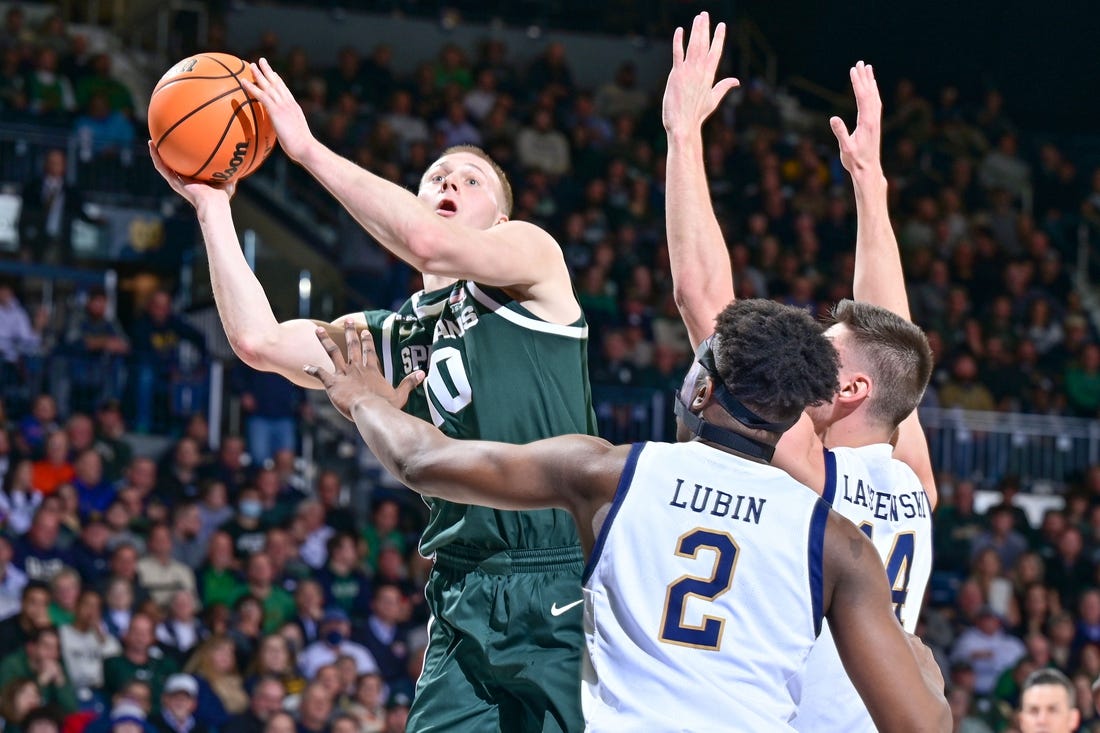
left=422, top=274, right=458, bottom=291
left=818, top=412, right=892, bottom=450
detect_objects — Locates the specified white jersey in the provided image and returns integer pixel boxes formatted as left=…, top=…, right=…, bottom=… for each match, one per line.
left=790, top=444, right=933, bottom=733
left=582, top=441, right=830, bottom=732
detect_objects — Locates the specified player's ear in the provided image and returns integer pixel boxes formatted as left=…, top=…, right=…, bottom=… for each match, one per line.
left=494, top=211, right=509, bottom=225
left=836, top=371, right=871, bottom=406
left=690, top=376, right=715, bottom=412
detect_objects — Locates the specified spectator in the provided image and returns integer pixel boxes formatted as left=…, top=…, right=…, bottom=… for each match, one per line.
left=939, top=353, right=996, bottom=411
left=62, top=289, right=129, bottom=416
left=1018, top=668, right=1080, bottom=733
left=360, top=500, right=404, bottom=575
left=0, top=283, right=45, bottom=399
left=516, top=108, right=570, bottom=176
left=169, top=504, right=205, bottom=571
left=72, top=449, right=115, bottom=519
left=73, top=91, right=134, bottom=158
left=972, top=504, right=1030, bottom=572
left=199, top=438, right=250, bottom=500
left=59, top=588, right=119, bottom=703
left=230, top=363, right=303, bottom=468
left=262, top=527, right=307, bottom=595
left=183, top=636, right=247, bottom=717
left=297, top=609, right=377, bottom=680
left=594, top=62, right=647, bottom=120
left=73, top=53, right=133, bottom=116
left=13, top=508, right=71, bottom=582
left=0, top=627, right=78, bottom=712
left=136, top=524, right=196, bottom=608
left=951, top=605, right=1027, bottom=697
left=1065, top=343, right=1100, bottom=417
left=93, top=401, right=132, bottom=483
left=195, top=532, right=239, bottom=611
left=156, top=439, right=204, bottom=507
left=354, top=584, right=410, bottom=688
left=316, top=534, right=370, bottom=620
left=381, top=689, right=410, bottom=733
left=226, top=676, right=284, bottom=733
left=30, top=432, right=74, bottom=498
left=314, top=472, right=354, bottom=536
left=2, top=460, right=42, bottom=536
left=127, top=291, right=206, bottom=434
left=150, top=674, right=209, bottom=733
left=290, top=580, right=324, bottom=648
left=23, top=47, right=75, bottom=124
left=239, top=553, right=295, bottom=634
left=294, top=501, right=334, bottom=571
left=102, top=613, right=178, bottom=706
left=344, top=672, right=385, bottom=733
left=1047, top=527, right=1093, bottom=610
left=0, top=534, right=27, bottom=621
left=15, top=395, right=59, bottom=461
left=195, top=482, right=233, bottom=546
left=220, top=487, right=267, bottom=559
left=15, top=149, right=88, bottom=265
left=294, top=683, right=332, bottom=733
left=0, top=678, right=43, bottom=733
left=245, top=635, right=304, bottom=699
left=46, top=568, right=79, bottom=627
left=154, top=591, right=202, bottom=666
left=101, top=577, right=134, bottom=640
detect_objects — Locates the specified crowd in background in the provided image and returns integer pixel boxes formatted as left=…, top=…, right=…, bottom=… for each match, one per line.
left=3, top=4, right=1100, bottom=733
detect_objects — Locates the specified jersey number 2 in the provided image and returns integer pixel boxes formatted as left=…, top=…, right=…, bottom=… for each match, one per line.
left=659, top=529, right=739, bottom=650
left=859, top=524, right=915, bottom=623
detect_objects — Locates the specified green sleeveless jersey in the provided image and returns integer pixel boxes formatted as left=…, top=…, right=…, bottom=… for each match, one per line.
left=364, top=281, right=597, bottom=554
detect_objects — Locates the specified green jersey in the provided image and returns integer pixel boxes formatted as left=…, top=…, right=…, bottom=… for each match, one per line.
left=364, top=281, right=597, bottom=554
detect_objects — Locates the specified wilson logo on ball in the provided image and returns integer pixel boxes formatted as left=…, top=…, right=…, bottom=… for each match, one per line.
left=211, top=141, right=251, bottom=182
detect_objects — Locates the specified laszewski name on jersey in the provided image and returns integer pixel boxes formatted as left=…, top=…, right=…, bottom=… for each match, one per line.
left=838, top=473, right=931, bottom=521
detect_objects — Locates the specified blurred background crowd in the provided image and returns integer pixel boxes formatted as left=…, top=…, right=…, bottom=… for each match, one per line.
left=2, top=2, right=1100, bottom=732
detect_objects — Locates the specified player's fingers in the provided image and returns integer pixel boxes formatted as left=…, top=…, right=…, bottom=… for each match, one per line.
left=671, top=26, right=684, bottom=67
left=712, top=77, right=740, bottom=102
left=343, top=319, right=364, bottom=365
left=707, top=21, right=726, bottom=68
left=394, top=370, right=426, bottom=405
left=829, top=116, right=850, bottom=144
left=315, top=327, right=348, bottom=373
left=687, top=12, right=708, bottom=61
left=302, top=364, right=333, bottom=388
left=358, top=328, right=381, bottom=370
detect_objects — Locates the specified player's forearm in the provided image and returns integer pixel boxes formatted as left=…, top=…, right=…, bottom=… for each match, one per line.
left=851, top=175, right=911, bottom=320
left=196, top=198, right=324, bottom=385
left=666, top=131, right=735, bottom=349
left=295, top=139, right=458, bottom=271
left=350, top=394, right=453, bottom=496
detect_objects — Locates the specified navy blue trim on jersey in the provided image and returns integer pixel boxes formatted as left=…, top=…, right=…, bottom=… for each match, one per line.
left=822, top=448, right=838, bottom=506
left=583, top=442, right=645, bottom=584
left=808, top=498, right=829, bottom=637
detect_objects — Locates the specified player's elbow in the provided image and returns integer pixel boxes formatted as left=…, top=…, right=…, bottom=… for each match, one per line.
left=229, top=333, right=270, bottom=370
left=403, top=221, right=454, bottom=273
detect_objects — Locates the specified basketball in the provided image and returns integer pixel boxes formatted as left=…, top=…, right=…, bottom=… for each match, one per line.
left=148, top=52, right=277, bottom=183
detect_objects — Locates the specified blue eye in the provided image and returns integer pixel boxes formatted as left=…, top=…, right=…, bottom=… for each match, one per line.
left=467, top=178, right=479, bottom=186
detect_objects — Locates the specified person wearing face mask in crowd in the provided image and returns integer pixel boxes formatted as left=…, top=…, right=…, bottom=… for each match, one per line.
left=219, top=487, right=267, bottom=559
left=297, top=608, right=377, bottom=680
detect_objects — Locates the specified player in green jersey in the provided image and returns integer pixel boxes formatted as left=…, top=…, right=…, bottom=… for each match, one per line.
left=151, top=60, right=595, bottom=733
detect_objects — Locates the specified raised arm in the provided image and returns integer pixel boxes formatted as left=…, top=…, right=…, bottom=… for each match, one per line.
left=663, top=13, right=740, bottom=350
left=305, top=323, right=622, bottom=544
left=149, top=145, right=364, bottom=388
left=832, top=62, right=936, bottom=505
left=244, top=60, right=573, bottom=304
left=824, top=510, right=951, bottom=732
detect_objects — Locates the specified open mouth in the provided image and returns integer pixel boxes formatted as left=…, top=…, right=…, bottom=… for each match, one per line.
left=436, top=199, right=458, bottom=216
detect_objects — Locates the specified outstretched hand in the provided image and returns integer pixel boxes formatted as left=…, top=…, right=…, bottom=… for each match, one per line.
left=662, top=12, right=740, bottom=137
left=830, top=61, right=884, bottom=180
left=148, top=141, right=235, bottom=209
left=241, top=58, right=316, bottom=163
left=304, top=320, right=425, bottom=421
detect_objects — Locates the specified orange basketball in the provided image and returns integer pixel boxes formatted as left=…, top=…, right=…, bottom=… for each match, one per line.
left=148, top=53, right=276, bottom=183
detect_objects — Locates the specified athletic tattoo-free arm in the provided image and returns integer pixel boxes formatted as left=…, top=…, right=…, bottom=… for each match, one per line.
left=832, top=62, right=937, bottom=505
left=664, top=12, right=740, bottom=350
left=244, top=59, right=570, bottom=295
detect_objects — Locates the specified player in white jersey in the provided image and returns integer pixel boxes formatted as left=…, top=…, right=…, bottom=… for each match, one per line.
left=303, top=300, right=950, bottom=732
left=663, top=16, right=938, bottom=732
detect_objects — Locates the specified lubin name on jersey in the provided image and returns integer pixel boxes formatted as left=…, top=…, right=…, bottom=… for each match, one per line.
left=669, top=478, right=767, bottom=525
left=838, top=473, right=931, bottom=521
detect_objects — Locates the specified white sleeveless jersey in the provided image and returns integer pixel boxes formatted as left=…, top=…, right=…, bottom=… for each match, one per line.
left=790, top=444, right=934, bottom=733
left=582, top=441, right=830, bottom=732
